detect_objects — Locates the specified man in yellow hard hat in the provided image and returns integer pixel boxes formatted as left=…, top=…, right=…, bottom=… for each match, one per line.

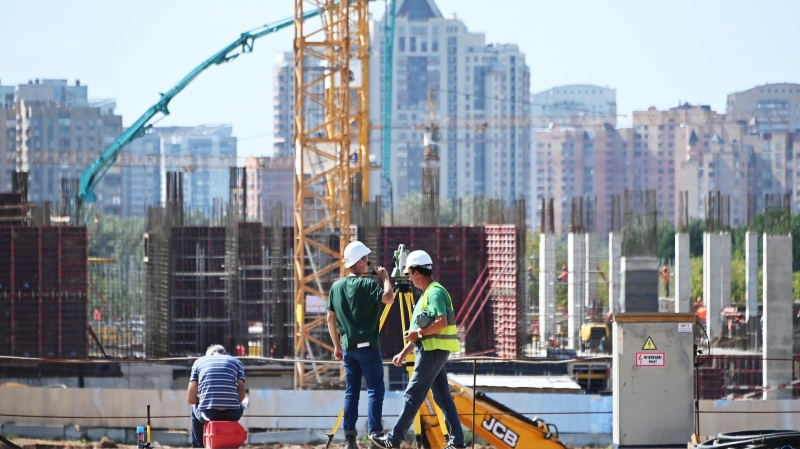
left=372, top=250, right=465, bottom=449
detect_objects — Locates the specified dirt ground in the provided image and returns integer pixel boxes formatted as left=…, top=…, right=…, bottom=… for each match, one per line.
left=7, top=438, right=599, bottom=449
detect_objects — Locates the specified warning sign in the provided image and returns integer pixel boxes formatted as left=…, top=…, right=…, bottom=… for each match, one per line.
left=636, top=352, right=666, bottom=367
left=642, top=336, right=657, bottom=350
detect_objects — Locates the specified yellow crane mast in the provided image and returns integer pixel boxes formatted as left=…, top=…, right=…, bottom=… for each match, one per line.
left=293, top=0, right=370, bottom=388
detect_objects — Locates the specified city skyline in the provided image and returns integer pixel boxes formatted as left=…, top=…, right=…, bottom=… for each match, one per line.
left=2, top=0, right=798, bottom=159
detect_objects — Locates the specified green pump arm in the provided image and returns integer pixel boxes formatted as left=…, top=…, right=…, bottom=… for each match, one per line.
left=77, top=10, right=320, bottom=207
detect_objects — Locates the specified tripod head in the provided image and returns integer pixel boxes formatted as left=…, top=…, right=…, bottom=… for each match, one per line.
left=392, top=244, right=410, bottom=286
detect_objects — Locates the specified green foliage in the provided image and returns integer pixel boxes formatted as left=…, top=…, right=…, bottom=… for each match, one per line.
left=658, top=219, right=675, bottom=262
left=691, top=257, right=703, bottom=301
left=596, top=259, right=610, bottom=307
left=688, top=219, right=704, bottom=257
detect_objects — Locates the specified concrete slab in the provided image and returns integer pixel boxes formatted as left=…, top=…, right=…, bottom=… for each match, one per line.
left=585, top=233, right=597, bottom=309
left=609, top=232, right=622, bottom=313
left=539, top=233, right=556, bottom=340
left=619, top=257, right=658, bottom=312
left=675, top=233, right=691, bottom=313
left=568, top=233, right=585, bottom=349
left=763, top=235, right=793, bottom=399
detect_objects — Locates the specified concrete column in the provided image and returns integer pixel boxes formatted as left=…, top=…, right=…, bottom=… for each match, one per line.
left=745, top=231, right=759, bottom=349
left=703, top=232, right=722, bottom=339
left=674, top=233, right=691, bottom=313
left=720, top=232, right=732, bottom=312
left=763, top=235, right=793, bottom=400
left=609, top=232, right=622, bottom=314
left=745, top=231, right=759, bottom=321
left=620, top=257, right=659, bottom=312
left=538, top=233, right=556, bottom=342
left=584, top=233, right=597, bottom=309
left=567, top=233, right=585, bottom=350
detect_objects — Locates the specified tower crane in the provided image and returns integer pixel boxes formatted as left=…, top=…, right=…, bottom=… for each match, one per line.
left=293, top=0, right=372, bottom=388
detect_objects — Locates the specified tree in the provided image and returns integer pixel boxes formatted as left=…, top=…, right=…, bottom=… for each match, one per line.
left=691, top=256, right=703, bottom=301
left=688, top=219, right=704, bottom=257
left=658, top=219, right=675, bottom=262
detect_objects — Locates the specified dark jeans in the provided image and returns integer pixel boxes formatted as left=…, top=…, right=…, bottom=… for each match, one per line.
left=191, top=404, right=244, bottom=448
left=386, top=347, right=464, bottom=447
left=343, top=347, right=385, bottom=436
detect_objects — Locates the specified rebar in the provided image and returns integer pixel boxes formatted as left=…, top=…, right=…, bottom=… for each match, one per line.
left=621, top=189, right=658, bottom=257
left=764, top=193, right=792, bottom=236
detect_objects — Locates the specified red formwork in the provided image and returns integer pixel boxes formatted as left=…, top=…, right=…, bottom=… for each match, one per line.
left=0, top=225, right=88, bottom=358
left=379, top=226, right=491, bottom=356
left=485, top=225, right=520, bottom=359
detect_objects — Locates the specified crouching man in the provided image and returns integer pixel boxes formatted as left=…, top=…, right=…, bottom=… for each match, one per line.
left=187, top=344, right=246, bottom=448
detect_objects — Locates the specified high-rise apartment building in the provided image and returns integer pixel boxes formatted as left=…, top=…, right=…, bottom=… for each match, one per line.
left=121, top=131, right=162, bottom=216
left=157, top=125, right=237, bottom=214
left=531, top=84, right=617, bottom=128
left=534, top=124, right=632, bottom=236
left=244, top=156, right=294, bottom=219
left=727, top=83, right=800, bottom=133
left=0, top=79, right=124, bottom=214
left=369, top=0, right=531, bottom=210
left=272, top=52, right=294, bottom=159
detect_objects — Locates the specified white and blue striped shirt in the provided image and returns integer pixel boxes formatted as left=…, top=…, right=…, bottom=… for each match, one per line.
left=190, top=355, right=245, bottom=410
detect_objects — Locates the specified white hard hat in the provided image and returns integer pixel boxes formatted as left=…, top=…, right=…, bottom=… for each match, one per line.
left=404, top=250, right=433, bottom=273
left=344, top=241, right=371, bottom=268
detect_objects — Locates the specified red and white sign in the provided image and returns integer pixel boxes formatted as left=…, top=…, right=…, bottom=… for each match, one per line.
left=635, top=352, right=666, bottom=367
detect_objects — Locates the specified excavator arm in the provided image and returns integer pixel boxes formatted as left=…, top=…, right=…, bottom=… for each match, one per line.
left=75, top=10, right=320, bottom=221
left=421, top=379, right=567, bottom=449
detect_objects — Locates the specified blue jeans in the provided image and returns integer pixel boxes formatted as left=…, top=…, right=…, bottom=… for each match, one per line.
left=386, top=347, right=464, bottom=447
left=343, top=347, right=385, bottom=436
left=191, top=404, right=244, bottom=448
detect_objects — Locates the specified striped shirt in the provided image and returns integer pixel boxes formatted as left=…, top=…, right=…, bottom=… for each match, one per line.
left=190, top=355, right=245, bottom=410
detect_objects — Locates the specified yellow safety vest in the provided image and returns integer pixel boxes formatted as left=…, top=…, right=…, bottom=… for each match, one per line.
left=418, top=282, right=461, bottom=352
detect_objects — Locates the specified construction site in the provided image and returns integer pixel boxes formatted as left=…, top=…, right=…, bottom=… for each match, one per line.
left=3, top=1, right=800, bottom=449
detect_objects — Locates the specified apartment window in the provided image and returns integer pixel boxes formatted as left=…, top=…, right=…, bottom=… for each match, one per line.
left=398, top=37, right=405, bottom=52
left=431, top=38, right=438, bottom=52
left=421, top=40, right=427, bottom=52
left=410, top=37, right=416, bottom=52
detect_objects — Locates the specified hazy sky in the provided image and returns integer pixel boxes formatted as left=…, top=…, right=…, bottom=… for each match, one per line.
left=2, top=0, right=798, bottom=159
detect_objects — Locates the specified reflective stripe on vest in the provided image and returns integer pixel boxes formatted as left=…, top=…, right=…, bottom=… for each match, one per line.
left=419, top=282, right=461, bottom=352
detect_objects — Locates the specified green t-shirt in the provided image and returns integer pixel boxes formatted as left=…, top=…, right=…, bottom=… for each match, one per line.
left=410, top=283, right=452, bottom=331
left=326, top=276, right=384, bottom=350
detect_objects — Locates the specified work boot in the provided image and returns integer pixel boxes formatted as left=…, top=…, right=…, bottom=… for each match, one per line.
left=344, top=434, right=358, bottom=449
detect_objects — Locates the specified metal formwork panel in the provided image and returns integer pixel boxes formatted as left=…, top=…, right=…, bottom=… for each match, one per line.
left=486, top=225, right=519, bottom=358
left=0, top=225, right=87, bottom=358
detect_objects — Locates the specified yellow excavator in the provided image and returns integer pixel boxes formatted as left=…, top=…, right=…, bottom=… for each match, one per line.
left=448, top=379, right=566, bottom=449
left=408, top=377, right=566, bottom=448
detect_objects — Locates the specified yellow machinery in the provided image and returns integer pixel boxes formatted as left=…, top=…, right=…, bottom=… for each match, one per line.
left=448, top=380, right=567, bottom=449
left=580, top=322, right=610, bottom=352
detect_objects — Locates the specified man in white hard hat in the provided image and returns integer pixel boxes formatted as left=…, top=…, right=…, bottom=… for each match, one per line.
left=372, top=250, right=466, bottom=449
left=327, top=241, right=394, bottom=449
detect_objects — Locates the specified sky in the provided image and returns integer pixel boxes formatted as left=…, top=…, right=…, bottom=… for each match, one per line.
left=2, top=0, right=798, bottom=160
